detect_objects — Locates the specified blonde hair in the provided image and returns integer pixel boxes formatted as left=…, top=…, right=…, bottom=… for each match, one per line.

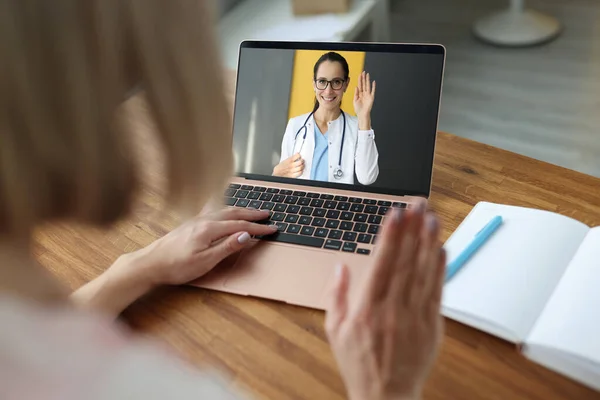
left=0, top=0, right=232, bottom=236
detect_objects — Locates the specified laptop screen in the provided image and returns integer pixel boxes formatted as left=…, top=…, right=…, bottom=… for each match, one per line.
left=231, top=41, right=445, bottom=197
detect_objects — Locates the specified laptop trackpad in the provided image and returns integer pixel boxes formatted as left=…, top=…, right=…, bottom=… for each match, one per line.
left=222, top=242, right=336, bottom=307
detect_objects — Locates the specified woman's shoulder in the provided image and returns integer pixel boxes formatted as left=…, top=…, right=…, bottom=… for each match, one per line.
left=289, top=111, right=313, bottom=124
left=343, top=112, right=359, bottom=131
left=0, top=295, right=241, bottom=400
left=344, top=112, right=359, bottom=124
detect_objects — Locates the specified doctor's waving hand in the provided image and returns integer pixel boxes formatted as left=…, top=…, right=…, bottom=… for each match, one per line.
left=273, top=52, right=379, bottom=185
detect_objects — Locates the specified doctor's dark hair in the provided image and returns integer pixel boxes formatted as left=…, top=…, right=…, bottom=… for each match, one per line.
left=312, top=52, right=350, bottom=112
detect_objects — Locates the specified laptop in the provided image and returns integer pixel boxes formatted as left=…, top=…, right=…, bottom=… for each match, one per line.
left=191, top=40, right=446, bottom=309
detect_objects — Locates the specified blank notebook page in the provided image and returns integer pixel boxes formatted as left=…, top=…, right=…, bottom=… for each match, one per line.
left=526, top=227, right=600, bottom=366
left=442, top=202, right=588, bottom=342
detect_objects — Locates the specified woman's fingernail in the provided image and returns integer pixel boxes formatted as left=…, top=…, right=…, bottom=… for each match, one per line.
left=427, top=214, right=438, bottom=231
left=393, top=207, right=403, bottom=221
left=417, top=201, right=426, bottom=213
left=269, top=224, right=279, bottom=230
left=335, top=264, right=343, bottom=279
left=237, top=232, right=251, bottom=244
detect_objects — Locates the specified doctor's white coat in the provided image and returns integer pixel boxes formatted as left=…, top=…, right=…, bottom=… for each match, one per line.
left=279, top=112, right=379, bottom=185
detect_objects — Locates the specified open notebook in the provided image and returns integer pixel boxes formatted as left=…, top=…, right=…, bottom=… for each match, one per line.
left=442, top=202, right=600, bottom=391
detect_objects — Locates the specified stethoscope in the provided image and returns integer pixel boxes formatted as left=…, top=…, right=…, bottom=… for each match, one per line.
left=293, top=110, right=347, bottom=180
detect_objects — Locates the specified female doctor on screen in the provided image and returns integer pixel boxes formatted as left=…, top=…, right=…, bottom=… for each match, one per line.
left=272, top=52, right=379, bottom=185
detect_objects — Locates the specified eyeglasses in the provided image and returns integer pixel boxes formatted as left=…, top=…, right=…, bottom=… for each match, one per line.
left=314, top=78, right=346, bottom=90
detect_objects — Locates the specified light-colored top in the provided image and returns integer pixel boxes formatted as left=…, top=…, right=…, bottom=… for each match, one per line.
left=279, top=111, right=379, bottom=185
left=0, top=296, right=243, bottom=400
left=310, top=123, right=329, bottom=182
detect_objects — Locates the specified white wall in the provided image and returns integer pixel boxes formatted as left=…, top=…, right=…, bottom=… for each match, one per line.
left=215, top=0, right=244, bottom=18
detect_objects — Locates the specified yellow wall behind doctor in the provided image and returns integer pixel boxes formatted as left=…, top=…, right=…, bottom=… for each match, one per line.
left=288, top=50, right=365, bottom=120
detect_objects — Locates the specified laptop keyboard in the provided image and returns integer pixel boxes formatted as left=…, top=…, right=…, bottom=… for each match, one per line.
left=224, top=184, right=408, bottom=255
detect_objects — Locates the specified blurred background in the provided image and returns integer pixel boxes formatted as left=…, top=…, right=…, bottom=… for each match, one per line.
left=214, top=0, right=600, bottom=178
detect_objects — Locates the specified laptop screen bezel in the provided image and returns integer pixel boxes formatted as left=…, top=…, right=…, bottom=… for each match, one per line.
left=231, top=40, right=445, bottom=198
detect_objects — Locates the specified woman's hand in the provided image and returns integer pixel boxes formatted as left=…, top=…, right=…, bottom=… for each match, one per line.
left=353, top=71, right=376, bottom=130
left=325, top=204, right=446, bottom=400
left=139, top=208, right=277, bottom=286
left=71, top=208, right=277, bottom=317
left=273, top=153, right=305, bottom=178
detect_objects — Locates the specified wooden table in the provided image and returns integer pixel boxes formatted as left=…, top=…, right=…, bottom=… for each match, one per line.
left=34, top=87, right=600, bottom=399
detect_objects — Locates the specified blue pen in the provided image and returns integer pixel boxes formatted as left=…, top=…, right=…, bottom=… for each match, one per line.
left=445, top=215, right=503, bottom=282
